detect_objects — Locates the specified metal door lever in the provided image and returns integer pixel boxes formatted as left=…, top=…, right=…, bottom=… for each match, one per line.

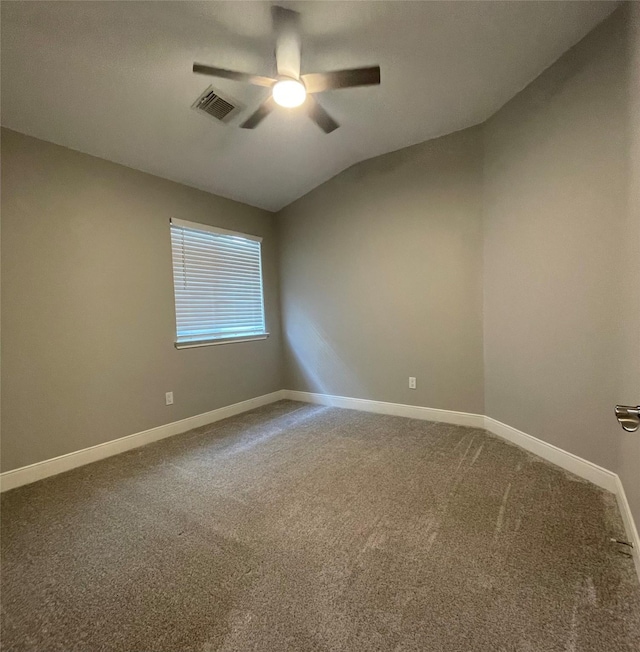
left=614, top=405, right=640, bottom=432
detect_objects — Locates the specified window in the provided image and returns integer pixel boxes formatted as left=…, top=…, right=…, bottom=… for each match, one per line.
left=170, top=218, right=267, bottom=348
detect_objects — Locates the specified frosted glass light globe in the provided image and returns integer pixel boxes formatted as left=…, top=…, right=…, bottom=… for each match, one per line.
left=272, top=79, right=306, bottom=108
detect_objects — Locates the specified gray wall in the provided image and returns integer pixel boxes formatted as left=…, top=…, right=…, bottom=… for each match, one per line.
left=1, top=128, right=283, bottom=472
left=277, top=8, right=638, bottom=524
left=278, top=127, right=484, bottom=414
left=2, top=7, right=638, bottom=526
left=483, top=9, right=631, bottom=475
left=617, top=2, right=640, bottom=526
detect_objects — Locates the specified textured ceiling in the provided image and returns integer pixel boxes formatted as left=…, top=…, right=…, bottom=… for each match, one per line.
left=1, top=1, right=616, bottom=211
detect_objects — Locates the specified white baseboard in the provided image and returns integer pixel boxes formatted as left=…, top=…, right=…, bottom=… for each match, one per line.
left=614, top=475, right=640, bottom=577
left=483, top=416, right=618, bottom=493
left=2, top=387, right=637, bottom=580
left=282, top=390, right=616, bottom=491
left=283, top=389, right=638, bottom=574
left=0, top=390, right=286, bottom=492
left=283, top=390, right=485, bottom=428
left=482, top=417, right=640, bottom=574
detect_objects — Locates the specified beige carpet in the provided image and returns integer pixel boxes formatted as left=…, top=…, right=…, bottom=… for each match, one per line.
left=1, top=400, right=639, bottom=651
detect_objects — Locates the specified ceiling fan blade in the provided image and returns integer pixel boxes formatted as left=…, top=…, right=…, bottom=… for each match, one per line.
left=240, top=96, right=277, bottom=129
left=193, top=63, right=275, bottom=88
left=302, top=66, right=381, bottom=94
left=306, top=96, right=339, bottom=134
left=272, top=5, right=301, bottom=79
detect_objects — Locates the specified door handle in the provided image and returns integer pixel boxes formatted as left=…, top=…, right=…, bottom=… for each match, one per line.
left=615, top=405, right=640, bottom=432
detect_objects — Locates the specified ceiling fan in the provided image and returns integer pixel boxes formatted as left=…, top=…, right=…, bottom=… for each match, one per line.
left=193, top=5, right=381, bottom=134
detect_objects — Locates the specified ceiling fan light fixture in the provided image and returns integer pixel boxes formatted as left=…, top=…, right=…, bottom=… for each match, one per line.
left=272, top=79, right=306, bottom=108
left=194, top=7, right=381, bottom=132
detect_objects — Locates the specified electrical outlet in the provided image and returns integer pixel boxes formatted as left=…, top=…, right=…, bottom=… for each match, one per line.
left=165, top=391, right=174, bottom=406
left=409, top=377, right=416, bottom=390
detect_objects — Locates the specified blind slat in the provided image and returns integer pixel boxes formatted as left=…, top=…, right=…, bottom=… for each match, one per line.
left=173, top=270, right=263, bottom=282
left=172, top=247, right=262, bottom=265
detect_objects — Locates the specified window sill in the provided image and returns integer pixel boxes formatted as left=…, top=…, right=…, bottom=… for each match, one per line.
left=174, top=333, right=269, bottom=349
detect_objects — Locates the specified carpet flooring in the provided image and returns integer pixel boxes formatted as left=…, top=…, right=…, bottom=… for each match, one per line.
left=1, top=400, right=639, bottom=651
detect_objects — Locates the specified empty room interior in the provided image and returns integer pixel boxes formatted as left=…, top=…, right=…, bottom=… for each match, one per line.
left=2, top=1, right=640, bottom=650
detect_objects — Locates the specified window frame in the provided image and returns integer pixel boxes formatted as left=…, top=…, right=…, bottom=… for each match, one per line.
left=170, top=217, right=269, bottom=349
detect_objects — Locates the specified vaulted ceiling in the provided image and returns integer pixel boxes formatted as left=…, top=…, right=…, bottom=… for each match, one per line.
left=1, top=1, right=616, bottom=211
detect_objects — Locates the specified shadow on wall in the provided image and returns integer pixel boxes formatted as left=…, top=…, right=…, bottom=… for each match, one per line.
left=285, top=305, right=367, bottom=397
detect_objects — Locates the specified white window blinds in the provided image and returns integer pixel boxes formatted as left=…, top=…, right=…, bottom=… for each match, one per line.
left=170, top=218, right=267, bottom=346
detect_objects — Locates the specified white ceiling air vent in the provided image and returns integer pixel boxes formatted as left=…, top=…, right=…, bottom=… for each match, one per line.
left=192, top=86, right=242, bottom=123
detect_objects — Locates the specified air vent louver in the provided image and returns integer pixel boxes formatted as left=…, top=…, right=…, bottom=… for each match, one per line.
left=192, top=86, right=240, bottom=123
